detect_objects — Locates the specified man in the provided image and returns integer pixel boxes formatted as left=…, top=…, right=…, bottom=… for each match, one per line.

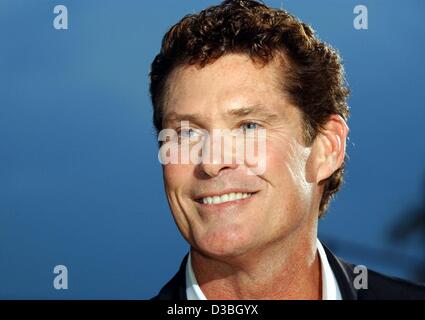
left=149, top=0, right=425, bottom=299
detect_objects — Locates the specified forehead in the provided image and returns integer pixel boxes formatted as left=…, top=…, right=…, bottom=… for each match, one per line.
left=163, top=54, right=291, bottom=118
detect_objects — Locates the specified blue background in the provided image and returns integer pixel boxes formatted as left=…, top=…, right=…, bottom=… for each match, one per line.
left=1, top=0, right=424, bottom=299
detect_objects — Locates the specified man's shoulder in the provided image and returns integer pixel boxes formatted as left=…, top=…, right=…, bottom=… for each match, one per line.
left=150, top=254, right=188, bottom=300
left=328, top=251, right=425, bottom=300
left=352, top=262, right=425, bottom=300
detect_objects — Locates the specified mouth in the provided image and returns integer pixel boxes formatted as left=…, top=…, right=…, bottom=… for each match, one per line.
left=194, top=191, right=259, bottom=205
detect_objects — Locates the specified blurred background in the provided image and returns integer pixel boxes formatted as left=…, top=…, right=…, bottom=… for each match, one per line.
left=0, top=0, right=424, bottom=299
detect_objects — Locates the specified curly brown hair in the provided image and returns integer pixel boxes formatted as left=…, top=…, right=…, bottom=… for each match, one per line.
left=149, top=0, right=350, bottom=217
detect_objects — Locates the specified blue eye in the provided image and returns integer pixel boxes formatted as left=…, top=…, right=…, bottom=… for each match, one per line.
left=241, top=122, right=260, bottom=131
left=179, top=128, right=199, bottom=139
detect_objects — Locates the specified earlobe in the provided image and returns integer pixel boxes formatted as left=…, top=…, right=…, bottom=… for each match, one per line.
left=313, top=115, right=349, bottom=183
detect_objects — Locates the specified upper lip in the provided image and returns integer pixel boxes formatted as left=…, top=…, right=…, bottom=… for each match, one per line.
left=193, top=189, right=259, bottom=201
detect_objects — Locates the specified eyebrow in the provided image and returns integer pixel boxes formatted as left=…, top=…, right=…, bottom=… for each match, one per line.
left=163, top=104, right=281, bottom=126
left=163, top=112, right=205, bottom=125
left=227, top=105, right=280, bottom=121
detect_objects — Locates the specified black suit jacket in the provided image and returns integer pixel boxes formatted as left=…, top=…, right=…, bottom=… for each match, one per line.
left=152, top=243, right=425, bottom=300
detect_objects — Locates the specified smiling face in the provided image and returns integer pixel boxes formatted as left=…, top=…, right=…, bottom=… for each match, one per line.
left=161, top=53, right=323, bottom=258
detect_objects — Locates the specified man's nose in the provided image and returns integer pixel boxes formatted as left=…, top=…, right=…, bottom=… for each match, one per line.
left=199, top=159, right=238, bottom=178
left=197, top=133, right=238, bottom=178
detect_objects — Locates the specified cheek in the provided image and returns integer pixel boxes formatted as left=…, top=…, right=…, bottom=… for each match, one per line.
left=265, top=139, right=312, bottom=206
left=163, top=164, right=195, bottom=240
left=163, top=164, right=194, bottom=220
left=163, top=164, right=192, bottom=190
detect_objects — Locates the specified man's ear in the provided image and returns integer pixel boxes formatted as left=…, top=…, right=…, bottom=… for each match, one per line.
left=310, top=114, right=349, bottom=183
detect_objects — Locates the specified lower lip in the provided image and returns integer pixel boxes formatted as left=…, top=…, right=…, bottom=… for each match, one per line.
left=194, top=192, right=258, bottom=212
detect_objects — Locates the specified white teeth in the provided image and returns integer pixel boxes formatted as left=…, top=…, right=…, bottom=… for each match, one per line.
left=201, top=192, right=253, bottom=205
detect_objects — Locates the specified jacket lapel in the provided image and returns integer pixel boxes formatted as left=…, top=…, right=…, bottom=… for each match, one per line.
left=322, top=242, right=358, bottom=300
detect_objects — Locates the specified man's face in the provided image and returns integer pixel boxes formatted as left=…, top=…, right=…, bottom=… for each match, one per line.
left=161, top=54, right=319, bottom=258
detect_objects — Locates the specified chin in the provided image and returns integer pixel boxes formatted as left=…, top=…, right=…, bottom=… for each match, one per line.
left=192, top=223, right=256, bottom=258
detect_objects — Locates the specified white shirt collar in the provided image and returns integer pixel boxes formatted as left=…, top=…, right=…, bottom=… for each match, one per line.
left=186, top=239, right=342, bottom=300
left=317, top=239, right=342, bottom=300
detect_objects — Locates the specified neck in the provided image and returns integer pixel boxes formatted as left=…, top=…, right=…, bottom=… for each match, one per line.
left=190, top=220, right=321, bottom=299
